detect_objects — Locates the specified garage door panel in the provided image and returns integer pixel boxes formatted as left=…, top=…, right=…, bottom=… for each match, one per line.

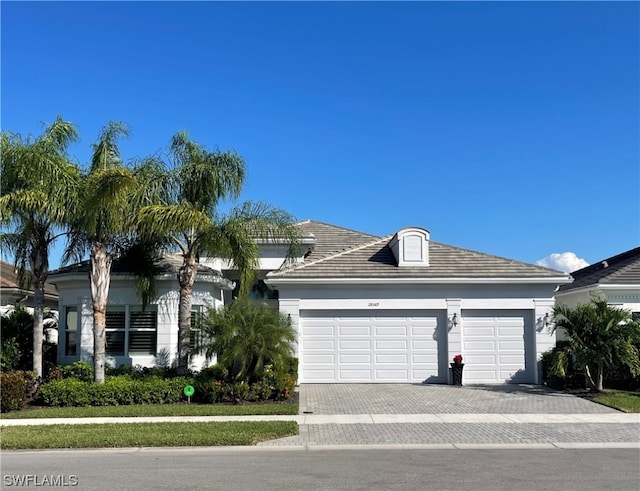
left=412, top=326, right=436, bottom=336
left=303, top=339, right=335, bottom=350
left=465, top=370, right=497, bottom=381
left=375, top=369, right=409, bottom=380
left=464, top=340, right=495, bottom=350
left=499, top=340, right=524, bottom=350
left=339, top=339, right=371, bottom=350
left=375, top=326, right=407, bottom=336
left=338, top=326, right=370, bottom=336
left=468, top=327, right=495, bottom=336
left=462, top=310, right=532, bottom=384
left=499, top=354, right=525, bottom=364
left=412, top=354, right=437, bottom=364
left=376, top=353, right=408, bottom=364
left=413, top=369, right=437, bottom=380
left=304, top=369, right=335, bottom=380
left=412, top=339, right=437, bottom=349
left=498, top=327, right=524, bottom=336
left=305, top=326, right=334, bottom=336
left=466, top=354, right=497, bottom=364
left=376, top=339, right=407, bottom=350
left=300, top=310, right=446, bottom=383
left=340, top=353, right=371, bottom=364
left=340, top=369, right=371, bottom=380
left=304, top=354, right=335, bottom=364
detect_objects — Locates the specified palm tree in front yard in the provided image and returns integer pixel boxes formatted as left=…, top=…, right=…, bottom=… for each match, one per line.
left=137, top=131, right=301, bottom=372
left=197, top=298, right=296, bottom=383
left=0, top=117, right=80, bottom=377
left=552, top=299, right=640, bottom=391
left=63, top=121, right=138, bottom=383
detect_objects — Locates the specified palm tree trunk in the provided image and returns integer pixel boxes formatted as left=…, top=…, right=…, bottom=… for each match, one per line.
left=596, top=361, right=604, bottom=392
left=177, top=254, right=197, bottom=372
left=90, top=243, right=112, bottom=383
left=32, top=286, right=45, bottom=378
left=30, top=247, right=47, bottom=378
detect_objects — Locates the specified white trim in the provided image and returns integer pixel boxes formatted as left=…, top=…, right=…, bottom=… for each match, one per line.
left=49, top=271, right=235, bottom=290
left=598, top=284, right=639, bottom=291
left=266, top=276, right=571, bottom=286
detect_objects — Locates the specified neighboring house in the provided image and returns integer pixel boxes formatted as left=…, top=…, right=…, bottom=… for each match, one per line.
left=50, top=220, right=572, bottom=384
left=0, top=260, right=59, bottom=310
left=48, top=255, right=234, bottom=370
left=554, top=247, right=640, bottom=317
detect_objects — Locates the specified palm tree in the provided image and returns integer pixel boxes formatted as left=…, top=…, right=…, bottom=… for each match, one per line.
left=137, top=131, right=300, bottom=371
left=552, top=299, right=640, bottom=391
left=198, top=298, right=295, bottom=382
left=63, top=122, right=137, bottom=383
left=0, top=117, right=80, bottom=377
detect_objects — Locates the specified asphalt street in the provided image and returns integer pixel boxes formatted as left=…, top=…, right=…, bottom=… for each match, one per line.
left=2, top=447, right=639, bottom=491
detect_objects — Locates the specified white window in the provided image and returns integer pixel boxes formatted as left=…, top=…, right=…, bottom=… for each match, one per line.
left=190, top=305, right=204, bottom=351
left=64, top=306, right=78, bottom=356
left=105, top=306, right=157, bottom=356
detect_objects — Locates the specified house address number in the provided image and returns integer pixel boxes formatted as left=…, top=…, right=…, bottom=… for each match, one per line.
left=368, top=302, right=380, bottom=307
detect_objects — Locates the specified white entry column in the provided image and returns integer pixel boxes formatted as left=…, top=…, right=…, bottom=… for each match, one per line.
left=534, top=298, right=555, bottom=384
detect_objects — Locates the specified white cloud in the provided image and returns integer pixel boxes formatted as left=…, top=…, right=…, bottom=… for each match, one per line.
left=536, top=252, right=589, bottom=273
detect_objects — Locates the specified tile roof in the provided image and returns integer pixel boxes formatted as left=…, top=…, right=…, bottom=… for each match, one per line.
left=0, top=260, right=58, bottom=297
left=557, top=247, right=640, bottom=292
left=270, top=220, right=566, bottom=280
left=49, top=254, right=232, bottom=286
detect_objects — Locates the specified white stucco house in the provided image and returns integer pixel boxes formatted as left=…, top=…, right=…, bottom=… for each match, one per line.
left=554, top=247, right=640, bottom=316
left=49, top=255, right=234, bottom=370
left=50, top=220, right=572, bottom=385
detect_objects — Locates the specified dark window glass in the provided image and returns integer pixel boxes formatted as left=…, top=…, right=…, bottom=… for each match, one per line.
left=65, top=307, right=78, bottom=356
left=105, top=311, right=126, bottom=356
left=129, top=311, right=157, bottom=355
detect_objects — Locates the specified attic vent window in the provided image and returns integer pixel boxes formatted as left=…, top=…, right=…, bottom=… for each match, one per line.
left=403, top=235, right=423, bottom=262
left=389, top=227, right=430, bottom=267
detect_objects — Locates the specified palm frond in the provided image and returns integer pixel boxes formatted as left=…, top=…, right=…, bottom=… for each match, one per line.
left=90, top=121, right=130, bottom=172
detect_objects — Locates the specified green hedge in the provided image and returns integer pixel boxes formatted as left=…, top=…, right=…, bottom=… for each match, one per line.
left=37, top=376, right=192, bottom=407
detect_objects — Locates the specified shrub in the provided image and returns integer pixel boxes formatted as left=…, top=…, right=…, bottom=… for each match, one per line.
left=197, top=364, right=229, bottom=382
left=0, top=371, right=28, bottom=412
left=0, top=306, right=57, bottom=374
left=542, top=341, right=584, bottom=390
left=229, top=382, right=250, bottom=404
left=38, top=378, right=91, bottom=407
left=273, top=373, right=297, bottom=401
left=197, top=299, right=296, bottom=383
left=0, top=338, right=21, bottom=372
left=249, top=381, right=273, bottom=402
left=37, top=376, right=194, bottom=407
left=60, top=361, right=94, bottom=382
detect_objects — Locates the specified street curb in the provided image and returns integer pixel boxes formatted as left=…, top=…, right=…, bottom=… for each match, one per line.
left=2, top=442, right=638, bottom=455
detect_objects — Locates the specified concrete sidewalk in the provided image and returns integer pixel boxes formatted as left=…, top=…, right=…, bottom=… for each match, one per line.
left=2, top=412, right=637, bottom=426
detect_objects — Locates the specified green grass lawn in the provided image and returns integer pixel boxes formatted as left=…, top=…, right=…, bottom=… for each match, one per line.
left=1, top=402, right=298, bottom=419
left=0, top=421, right=298, bottom=449
left=592, top=389, right=640, bottom=413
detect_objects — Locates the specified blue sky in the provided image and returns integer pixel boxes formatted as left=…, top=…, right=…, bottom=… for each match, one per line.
left=2, top=1, right=638, bottom=273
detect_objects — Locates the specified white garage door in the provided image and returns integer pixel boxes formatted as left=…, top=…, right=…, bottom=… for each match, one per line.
left=462, top=310, right=533, bottom=384
left=299, top=310, right=446, bottom=383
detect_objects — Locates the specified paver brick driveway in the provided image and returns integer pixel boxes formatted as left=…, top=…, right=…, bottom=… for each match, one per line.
left=299, top=384, right=619, bottom=415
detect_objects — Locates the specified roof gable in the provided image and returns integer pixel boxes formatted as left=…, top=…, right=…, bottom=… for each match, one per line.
left=557, top=247, right=640, bottom=292
left=269, top=224, right=567, bottom=281
left=0, top=260, right=58, bottom=297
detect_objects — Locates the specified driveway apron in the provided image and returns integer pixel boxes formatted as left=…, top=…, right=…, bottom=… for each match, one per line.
left=299, top=384, right=619, bottom=415
left=259, top=384, right=640, bottom=448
